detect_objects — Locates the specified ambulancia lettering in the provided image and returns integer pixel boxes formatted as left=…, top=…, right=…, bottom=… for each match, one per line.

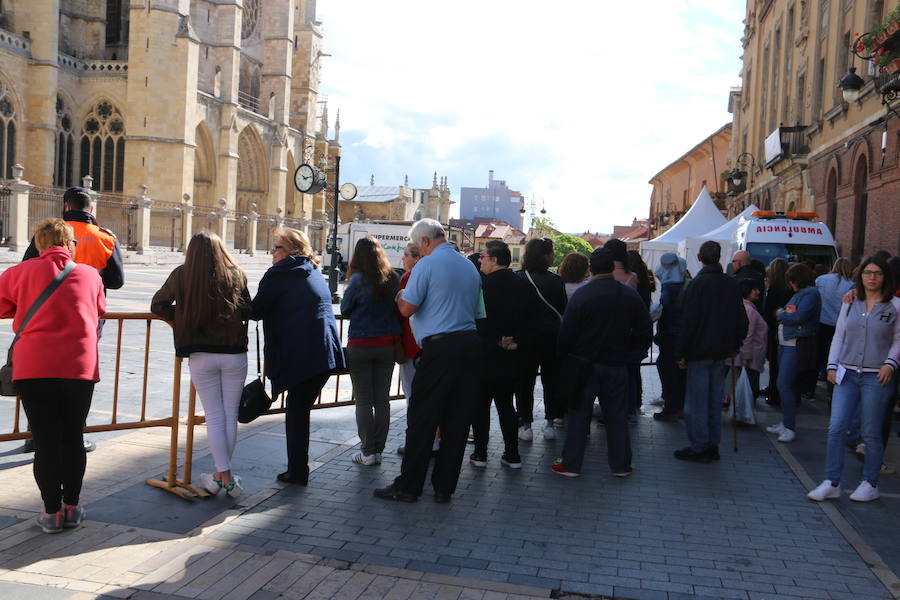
left=755, top=225, right=824, bottom=234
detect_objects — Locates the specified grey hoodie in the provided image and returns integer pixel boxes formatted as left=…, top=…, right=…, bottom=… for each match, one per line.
left=827, top=297, right=900, bottom=373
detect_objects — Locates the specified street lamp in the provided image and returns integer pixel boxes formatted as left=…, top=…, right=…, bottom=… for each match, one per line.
left=730, top=152, right=755, bottom=189
left=838, top=66, right=865, bottom=103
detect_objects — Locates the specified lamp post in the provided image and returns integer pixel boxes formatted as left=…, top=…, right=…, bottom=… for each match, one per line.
left=841, top=33, right=900, bottom=121
left=328, top=154, right=341, bottom=302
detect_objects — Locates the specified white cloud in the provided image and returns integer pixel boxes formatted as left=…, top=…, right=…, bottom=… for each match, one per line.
left=316, top=0, right=744, bottom=233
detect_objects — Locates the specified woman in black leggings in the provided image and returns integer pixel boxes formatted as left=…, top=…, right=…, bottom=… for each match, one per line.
left=0, top=219, right=105, bottom=533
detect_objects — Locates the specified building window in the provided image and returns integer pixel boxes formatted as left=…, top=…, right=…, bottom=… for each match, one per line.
left=241, top=0, right=260, bottom=39
left=0, top=82, right=15, bottom=180
left=54, top=96, right=74, bottom=188
left=79, top=99, right=125, bottom=192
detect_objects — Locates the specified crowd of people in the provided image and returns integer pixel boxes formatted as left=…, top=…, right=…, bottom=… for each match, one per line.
left=2, top=190, right=899, bottom=530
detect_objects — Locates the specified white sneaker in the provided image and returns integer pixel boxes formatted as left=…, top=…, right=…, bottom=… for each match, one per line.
left=224, top=476, right=243, bottom=499
left=807, top=480, right=841, bottom=501
left=518, top=425, right=533, bottom=442
left=766, top=422, right=785, bottom=434
left=200, top=473, right=223, bottom=495
left=777, top=428, right=796, bottom=443
left=850, top=481, right=879, bottom=502
left=352, top=451, right=378, bottom=466
left=544, top=424, right=557, bottom=440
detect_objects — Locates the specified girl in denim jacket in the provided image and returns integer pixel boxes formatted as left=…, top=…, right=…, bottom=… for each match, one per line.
left=767, top=263, right=821, bottom=443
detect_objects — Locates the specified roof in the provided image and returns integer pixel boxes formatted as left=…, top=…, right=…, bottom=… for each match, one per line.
left=351, top=186, right=403, bottom=203
left=648, top=123, right=732, bottom=183
left=475, top=222, right=527, bottom=244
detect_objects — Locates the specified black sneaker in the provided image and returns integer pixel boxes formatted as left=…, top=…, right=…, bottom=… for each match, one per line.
left=653, top=411, right=680, bottom=422
left=469, top=453, right=487, bottom=468
left=674, top=446, right=711, bottom=463
left=500, top=454, right=522, bottom=469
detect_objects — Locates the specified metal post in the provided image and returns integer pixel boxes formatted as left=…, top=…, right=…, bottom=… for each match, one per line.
left=328, top=154, right=341, bottom=302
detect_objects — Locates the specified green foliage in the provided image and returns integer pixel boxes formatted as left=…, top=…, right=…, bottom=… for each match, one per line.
left=551, top=233, right=593, bottom=267
left=531, top=216, right=555, bottom=236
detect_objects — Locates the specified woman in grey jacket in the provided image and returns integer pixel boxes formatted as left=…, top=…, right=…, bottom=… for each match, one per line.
left=808, top=255, right=900, bottom=503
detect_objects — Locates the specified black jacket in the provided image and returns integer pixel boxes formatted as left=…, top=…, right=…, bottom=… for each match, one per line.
left=24, top=210, right=125, bottom=291
left=675, top=264, right=748, bottom=361
left=516, top=269, right=567, bottom=335
left=477, top=268, right=539, bottom=378
left=557, top=278, right=652, bottom=366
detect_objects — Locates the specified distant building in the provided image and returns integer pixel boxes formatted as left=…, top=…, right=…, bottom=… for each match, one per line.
left=579, top=231, right=610, bottom=249
left=345, top=173, right=453, bottom=225
left=473, top=221, right=528, bottom=268
left=459, top=171, right=525, bottom=230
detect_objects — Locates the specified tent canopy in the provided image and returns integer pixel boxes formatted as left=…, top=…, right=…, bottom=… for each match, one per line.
left=641, top=186, right=728, bottom=272
left=678, top=204, right=760, bottom=277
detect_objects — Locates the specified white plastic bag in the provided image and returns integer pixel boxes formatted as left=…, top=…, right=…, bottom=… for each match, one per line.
left=734, top=369, right=756, bottom=425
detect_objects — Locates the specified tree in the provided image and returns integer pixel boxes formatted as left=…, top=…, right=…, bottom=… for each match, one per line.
left=531, top=216, right=556, bottom=237
left=551, top=233, right=593, bottom=267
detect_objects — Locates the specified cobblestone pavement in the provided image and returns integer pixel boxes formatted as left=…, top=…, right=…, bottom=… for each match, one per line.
left=0, top=266, right=897, bottom=599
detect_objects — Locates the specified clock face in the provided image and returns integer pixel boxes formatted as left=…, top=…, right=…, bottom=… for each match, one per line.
left=294, top=164, right=315, bottom=192
left=339, top=182, right=358, bottom=200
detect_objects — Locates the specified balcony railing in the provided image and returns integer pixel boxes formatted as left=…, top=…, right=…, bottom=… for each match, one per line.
left=764, top=125, right=809, bottom=167
left=58, top=53, right=128, bottom=75
left=237, top=90, right=261, bottom=113
left=0, top=28, right=31, bottom=55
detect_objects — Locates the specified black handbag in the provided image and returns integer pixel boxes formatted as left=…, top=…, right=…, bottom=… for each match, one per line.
left=238, top=322, right=272, bottom=423
left=1, top=262, right=75, bottom=397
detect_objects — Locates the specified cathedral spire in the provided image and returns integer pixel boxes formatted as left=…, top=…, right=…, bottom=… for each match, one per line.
left=370, top=174, right=375, bottom=185
left=334, top=109, right=341, bottom=143
left=433, top=172, right=438, bottom=188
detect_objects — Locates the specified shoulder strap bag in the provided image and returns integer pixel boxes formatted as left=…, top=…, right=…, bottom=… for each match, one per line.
left=0, top=261, right=76, bottom=396
left=524, top=270, right=562, bottom=320
left=238, top=321, right=273, bottom=423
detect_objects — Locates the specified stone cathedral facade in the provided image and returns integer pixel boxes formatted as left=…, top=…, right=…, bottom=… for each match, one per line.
left=0, top=0, right=339, bottom=251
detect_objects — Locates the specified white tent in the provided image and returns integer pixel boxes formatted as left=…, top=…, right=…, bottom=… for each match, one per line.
left=640, top=186, right=728, bottom=272
left=678, top=204, right=760, bottom=276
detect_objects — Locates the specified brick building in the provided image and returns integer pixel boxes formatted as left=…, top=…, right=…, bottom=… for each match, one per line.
left=728, top=0, right=900, bottom=259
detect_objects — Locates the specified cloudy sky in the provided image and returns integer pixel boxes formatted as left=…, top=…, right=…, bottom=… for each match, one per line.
left=316, top=1, right=745, bottom=234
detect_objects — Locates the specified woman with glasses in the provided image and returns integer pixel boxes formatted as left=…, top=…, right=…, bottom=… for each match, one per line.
left=340, top=237, right=401, bottom=466
left=0, top=219, right=105, bottom=533
left=152, top=232, right=251, bottom=498
left=252, top=228, right=345, bottom=485
left=808, top=255, right=899, bottom=502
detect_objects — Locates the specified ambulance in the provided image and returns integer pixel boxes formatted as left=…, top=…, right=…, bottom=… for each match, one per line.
left=733, top=211, right=838, bottom=268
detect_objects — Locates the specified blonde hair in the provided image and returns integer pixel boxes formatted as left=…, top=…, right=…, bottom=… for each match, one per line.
left=34, top=218, right=74, bottom=252
left=274, top=227, right=320, bottom=268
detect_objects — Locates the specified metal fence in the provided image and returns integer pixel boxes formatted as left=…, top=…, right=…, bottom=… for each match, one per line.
left=27, top=186, right=64, bottom=236
left=0, top=185, right=9, bottom=246
left=94, top=191, right=136, bottom=249
left=149, top=200, right=183, bottom=250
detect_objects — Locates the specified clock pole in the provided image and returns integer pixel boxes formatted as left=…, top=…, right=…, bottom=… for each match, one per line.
left=328, top=154, right=341, bottom=302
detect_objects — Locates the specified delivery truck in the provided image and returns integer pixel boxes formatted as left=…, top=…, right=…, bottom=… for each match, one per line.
left=322, top=222, right=412, bottom=272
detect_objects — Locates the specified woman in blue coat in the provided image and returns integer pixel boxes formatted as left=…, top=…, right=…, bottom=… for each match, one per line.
left=252, top=228, right=345, bottom=485
left=767, top=263, right=821, bottom=443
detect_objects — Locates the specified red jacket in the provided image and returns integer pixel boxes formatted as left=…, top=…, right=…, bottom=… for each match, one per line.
left=0, top=247, right=106, bottom=381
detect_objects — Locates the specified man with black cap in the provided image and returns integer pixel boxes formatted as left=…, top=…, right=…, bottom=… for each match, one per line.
left=552, top=247, right=652, bottom=478
left=22, top=186, right=124, bottom=453
left=24, top=186, right=124, bottom=291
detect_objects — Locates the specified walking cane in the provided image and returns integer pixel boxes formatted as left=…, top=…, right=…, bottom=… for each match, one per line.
left=731, top=364, right=738, bottom=453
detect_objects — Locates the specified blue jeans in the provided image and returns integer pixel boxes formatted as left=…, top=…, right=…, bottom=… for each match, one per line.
left=776, top=345, right=798, bottom=431
left=825, top=370, right=895, bottom=485
left=684, top=359, right=727, bottom=452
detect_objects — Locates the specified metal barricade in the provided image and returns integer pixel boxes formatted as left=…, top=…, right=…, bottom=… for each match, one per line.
left=0, top=313, right=203, bottom=500
left=0, top=185, right=9, bottom=245
left=26, top=186, right=64, bottom=235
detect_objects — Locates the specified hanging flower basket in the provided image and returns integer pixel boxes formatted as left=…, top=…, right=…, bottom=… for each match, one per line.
left=875, top=20, right=900, bottom=46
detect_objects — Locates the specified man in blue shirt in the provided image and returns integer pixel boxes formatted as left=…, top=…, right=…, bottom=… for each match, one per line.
left=374, top=218, right=481, bottom=504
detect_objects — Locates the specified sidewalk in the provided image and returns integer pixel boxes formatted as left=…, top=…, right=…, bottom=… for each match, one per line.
left=0, top=367, right=898, bottom=600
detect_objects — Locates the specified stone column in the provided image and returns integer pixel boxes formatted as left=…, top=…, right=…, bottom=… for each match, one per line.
left=216, top=198, right=229, bottom=245
left=299, top=218, right=309, bottom=236
left=135, top=185, right=153, bottom=254
left=247, top=204, right=259, bottom=256
left=181, top=203, right=194, bottom=251
left=7, top=165, right=32, bottom=252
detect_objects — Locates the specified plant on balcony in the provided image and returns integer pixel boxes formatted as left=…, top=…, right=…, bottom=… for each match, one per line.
left=720, top=169, right=733, bottom=181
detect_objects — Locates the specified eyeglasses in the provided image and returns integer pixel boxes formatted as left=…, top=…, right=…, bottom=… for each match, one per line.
left=861, top=270, right=884, bottom=277
left=69, top=239, right=78, bottom=246
left=271, top=245, right=284, bottom=252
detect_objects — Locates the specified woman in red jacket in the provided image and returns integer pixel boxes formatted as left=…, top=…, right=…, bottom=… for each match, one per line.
left=0, top=219, right=105, bottom=533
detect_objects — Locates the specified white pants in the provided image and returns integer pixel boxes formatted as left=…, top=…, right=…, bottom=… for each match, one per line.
left=188, top=352, right=248, bottom=473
